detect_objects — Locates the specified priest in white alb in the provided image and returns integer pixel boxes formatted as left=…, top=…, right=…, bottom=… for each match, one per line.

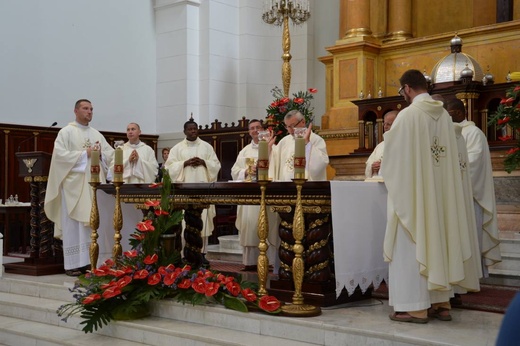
left=112, top=122, right=158, bottom=184
left=231, top=119, right=277, bottom=271
left=382, top=70, right=480, bottom=323
left=164, top=120, right=221, bottom=259
left=447, top=98, right=502, bottom=277
left=269, top=110, right=329, bottom=181
left=365, top=110, right=398, bottom=179
left=44, top=99, right=114, bottom=276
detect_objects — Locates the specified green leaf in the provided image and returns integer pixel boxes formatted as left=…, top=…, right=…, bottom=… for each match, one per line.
left=223, top=294, right=248, bottom=312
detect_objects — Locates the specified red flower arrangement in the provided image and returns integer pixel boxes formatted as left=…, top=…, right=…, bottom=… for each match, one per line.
left=56, top=173, right=281, bottom=333
left=265, top=86, right=317, bottom=144
left=489, top=82, right=520, bottom=173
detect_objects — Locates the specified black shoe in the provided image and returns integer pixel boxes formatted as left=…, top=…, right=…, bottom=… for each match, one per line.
left=65, top=264, right=91, bottom=277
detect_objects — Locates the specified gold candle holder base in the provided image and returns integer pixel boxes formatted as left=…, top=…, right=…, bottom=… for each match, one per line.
left=280, top=177, right=321, bottom=317
left=112, top=181, right=124, bottom=260
left=281, top=303, right=321, bottom=317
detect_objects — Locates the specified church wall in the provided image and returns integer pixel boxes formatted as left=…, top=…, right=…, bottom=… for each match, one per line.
left=0, top=0, right=157, bottom=134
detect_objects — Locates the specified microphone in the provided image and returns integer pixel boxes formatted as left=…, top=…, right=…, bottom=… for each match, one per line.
left=17, top=121, right=58, bottom=152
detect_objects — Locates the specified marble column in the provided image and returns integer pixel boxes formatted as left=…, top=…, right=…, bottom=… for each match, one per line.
left=340, top=0, right=372, bottom=38
left=385, top=0, right=413, bottom=41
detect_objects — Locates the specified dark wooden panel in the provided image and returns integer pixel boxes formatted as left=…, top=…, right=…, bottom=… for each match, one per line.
left=1, top=122, right=158, bottom=203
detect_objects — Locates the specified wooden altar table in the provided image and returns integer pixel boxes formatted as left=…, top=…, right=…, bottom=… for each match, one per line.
left=97, top=181, right=387, bottom=306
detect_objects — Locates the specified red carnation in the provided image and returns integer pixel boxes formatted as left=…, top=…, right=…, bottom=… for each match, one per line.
left=294, top=97, right=304, bottom=104
left=308, top=88, right=317, bottom=93
left=499, top=135, right=513, bottom=141
left=258, top=295, right=281, bottom=312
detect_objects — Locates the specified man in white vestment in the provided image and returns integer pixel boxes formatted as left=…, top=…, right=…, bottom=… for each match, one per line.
left=382, top=70, right=480, bottom=323
left=44, top=99, right=114, bottom=276
left=269, top=110, right=329, bottom=181
left=164, top=120, right=221, bottom=260
left=447, top=99, right=502, bottom=277
left=231, top=119, right=277, bottom=271
left=365, top=110, right=398, bottom=179
left=113, top=122, right=158, bottom=184
left=268, top=110, right=329, bottom=275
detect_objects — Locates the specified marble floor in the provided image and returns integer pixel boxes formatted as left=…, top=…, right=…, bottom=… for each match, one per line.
left=0, top=256, right=507, bottom=346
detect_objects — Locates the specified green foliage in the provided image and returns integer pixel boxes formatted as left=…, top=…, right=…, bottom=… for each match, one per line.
left=265, top=86, right=317, bottom=144
left=488, top=84, right=520, bottom=173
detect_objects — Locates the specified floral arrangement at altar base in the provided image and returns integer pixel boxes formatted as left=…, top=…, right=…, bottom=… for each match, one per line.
left=488, top=82, right=520, bottom=173
left=265, top=86, right=317, bottom=144
left=56, top=172, right=282, bottom=333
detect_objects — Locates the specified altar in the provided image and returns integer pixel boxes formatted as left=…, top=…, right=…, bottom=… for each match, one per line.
left=96, top=180, right=388, bottom=306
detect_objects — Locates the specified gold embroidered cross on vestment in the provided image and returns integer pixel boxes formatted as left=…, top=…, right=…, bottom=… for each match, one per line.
left=430, top=136, right=446, bottom=166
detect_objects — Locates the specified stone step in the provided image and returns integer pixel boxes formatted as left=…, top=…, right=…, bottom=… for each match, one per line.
left=498, top=234, right=520, bottom=255
left=218, top=234, right=242, bottom=251
left=489, top=252, right=520, bottom=271
left=206, top=244, right=243, bottom=262
left=484, top=268, right=520, bottom=287
left=0, top=274, right=504, bottom=345
left=0, top=315, right=145, bottom=346
left=206, top=235, right=243, bottom=262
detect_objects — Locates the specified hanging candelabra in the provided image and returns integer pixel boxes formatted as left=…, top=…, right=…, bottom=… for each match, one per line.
left=262, top=0, right=311, bottom=97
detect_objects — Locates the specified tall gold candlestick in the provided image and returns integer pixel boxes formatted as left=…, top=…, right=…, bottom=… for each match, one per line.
left=89, top=181, right=100, bottom=269
left=256, top=180, right=270, bottom=296
left=112, top=181, right=124, bottom=260
left=281, top=178, right=321, bottom=317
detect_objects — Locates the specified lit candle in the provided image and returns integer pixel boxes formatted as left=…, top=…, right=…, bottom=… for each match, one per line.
left=257, top=139, right=269, bottom=181
left=114, top=147, right=123, bottom=182
left=90, top=149, right=100, bottom=183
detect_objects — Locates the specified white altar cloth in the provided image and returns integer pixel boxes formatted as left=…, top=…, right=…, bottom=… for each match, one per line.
left=96, top=190, right=144, bottom=263
left=330, top=181, right=388, bottom=297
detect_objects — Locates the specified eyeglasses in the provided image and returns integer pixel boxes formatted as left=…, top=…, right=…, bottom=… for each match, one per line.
left=397, top=85, right=405, bottom=96
left=284, top=118, right=303, bottom=130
